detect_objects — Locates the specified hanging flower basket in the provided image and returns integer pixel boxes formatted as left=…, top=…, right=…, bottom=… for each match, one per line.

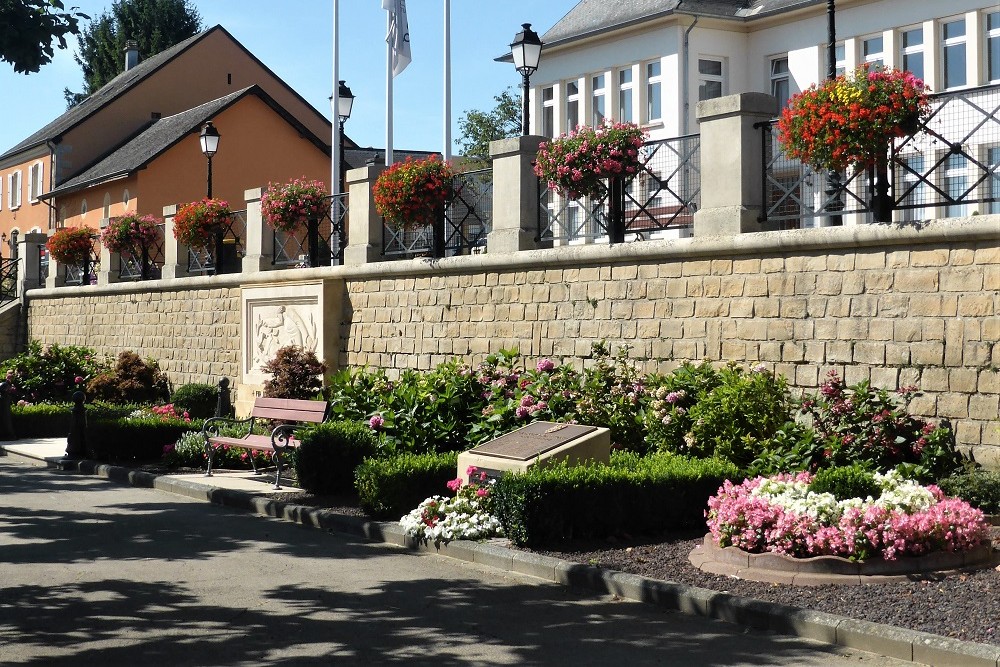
left=373, top=155, right=454, bottom=231
left=533, top=121, right=646, bottom=200
left=777, top=65, right=930, bottom=171
left=260, top=177, right=329, bottom=233
left=172, top=198, right=233, bottom=247
left=46, top=226, right=95, bottom=265
left=101, top=212, right=161, bottom=255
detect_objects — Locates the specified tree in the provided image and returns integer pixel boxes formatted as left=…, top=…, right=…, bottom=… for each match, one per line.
left=0, top=0, right=88, bottom=74
left=456, top=87, right=522, bottom=163
left=63, top=0, right=202, bottom=106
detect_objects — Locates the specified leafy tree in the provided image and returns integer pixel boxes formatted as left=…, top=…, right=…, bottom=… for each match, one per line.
left=0, top=0, right=88, bottom=74
left=456, top=87, right=522, bottom=163
left=63, top=0, right=202, bottom=106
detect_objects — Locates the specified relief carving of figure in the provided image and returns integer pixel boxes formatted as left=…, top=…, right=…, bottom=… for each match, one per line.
left=252, top=304, right=318, bottom=369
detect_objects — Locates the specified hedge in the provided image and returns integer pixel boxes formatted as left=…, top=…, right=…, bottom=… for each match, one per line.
left=294, top=421, right=378, bottom=495
left=355, top=451, right=459, bottom=519
left=85, top=416, right=205, bottom=462
left=11, top=402, right=138, bottom=438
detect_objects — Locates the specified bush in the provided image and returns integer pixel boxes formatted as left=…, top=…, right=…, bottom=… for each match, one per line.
left=491, top=452, right=740, bottom=547
left=644, top=361, right=723, bottom=452
left=170, top=383, right=219, bottom=419
left=86, top=415, right=204, bottom=462
left=86, top=351, right=170, bottom=404
left=261, top=346, right=326, bottom=400
left=808, top=464, right=880, bottom=501
left=355, top=451, right=459, bottom=519
left=10, top=401, right=138, bottom=438
left=163, top=429, right=271, bottom=471
left=1, top=341, right=106, bottom=402
left=294, top=421, right=379, bottom=495
left=938, top=467, right=1000, bottom=514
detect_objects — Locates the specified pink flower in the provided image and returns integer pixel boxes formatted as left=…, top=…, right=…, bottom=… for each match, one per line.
left=368, top=414, right=385, bottom=429
left=446, top=478, right=462, bottom=492
left=536, top=358, right=555, bottom=372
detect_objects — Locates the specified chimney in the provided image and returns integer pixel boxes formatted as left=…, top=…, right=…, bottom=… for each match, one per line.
left=124, top=40, right=139, bottom=70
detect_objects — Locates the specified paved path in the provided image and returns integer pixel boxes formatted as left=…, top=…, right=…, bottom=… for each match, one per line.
left=0, top=460, right=912, bottom=666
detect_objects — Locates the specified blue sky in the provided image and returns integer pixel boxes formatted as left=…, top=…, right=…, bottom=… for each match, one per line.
left=0, top=0, right=573, bottom=155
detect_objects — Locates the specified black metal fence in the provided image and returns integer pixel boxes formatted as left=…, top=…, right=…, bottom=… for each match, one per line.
left=38, top=245, right=48, bottom=287
left=118, top=224, right=165, bottom=281
left=758, top=83, right=1000, bottom=228
left=382, top=168, right=492, bottom=259
left=64, top=236, right=101, bottom=286
left=538, top=134, right=701, bottom=244
left=272, top=193, right=347, bottom=267
left=187, top=210, right=247, bottom=275
left=0, top=258, right=17, bottom=305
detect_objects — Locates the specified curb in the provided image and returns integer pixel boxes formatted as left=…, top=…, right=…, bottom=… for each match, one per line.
left=9, top=453, right=1000, bottom=667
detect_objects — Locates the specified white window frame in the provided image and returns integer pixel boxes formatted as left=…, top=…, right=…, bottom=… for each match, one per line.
left=28, top=161, right=43, bottom=202
left=897, top=153, right=926, bottom=222
left=900, top=27, right=925, bottom=80
left=986, top=10, right=1000, bottom=84
left=565, top=79, right=580, bottom=132
left=618, top=67, right=634, bottom=123
left=591, top=74, right=606, bottom=127
left=645, top=60, right=662, bottom=123
left=697, top=57, right=726, bottom=101
left=541, top=86, right=555, bottom=138
left=769, top=56, right=790, bottom=110
left=862, top=34, right=885, bottom=68
left=943, top=153, right=971, bottom=217
left=7, top=171, right=22, bottom=210
left=834, top=42, right=847, bottom=77
left=941, top=17, right=968, bottom=90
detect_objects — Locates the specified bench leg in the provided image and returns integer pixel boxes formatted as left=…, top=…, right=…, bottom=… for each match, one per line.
left=272, top=450, right=283, bottom=490
left=204, top=440, right=214, bottom=477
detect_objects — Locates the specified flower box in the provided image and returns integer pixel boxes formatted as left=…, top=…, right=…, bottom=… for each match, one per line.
left=172, top=198, right=233, bottom=248
left=374, top=155, right=454, bottom=231
left=534, top=121, right=645, bottom=200
left=101, top=213, right=160, bottom=255
left=261, top=177, right=328, bottom=233
left=46, top=226, right=95, bottom=265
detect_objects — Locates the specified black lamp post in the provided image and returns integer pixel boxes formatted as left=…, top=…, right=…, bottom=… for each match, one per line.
left=199, top=121, right=224, bottom=273
left=824, top=0, right=844, bottom=226
left=510, top=23, right=542, bottom=136
left=337, top=80, right=355, bottom=194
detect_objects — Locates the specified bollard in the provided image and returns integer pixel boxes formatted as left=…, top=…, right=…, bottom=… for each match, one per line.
left=0, top=381, right=15, bottom=440
left=215, top=377, right=232, bottom=418
left=66, top=390, right=87, bottom=458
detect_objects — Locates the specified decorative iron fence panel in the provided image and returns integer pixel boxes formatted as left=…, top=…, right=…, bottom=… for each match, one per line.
left=538, top=134, right=701, bottom=244
left=0, top=258, right=17, bottom=305
left=64, top=236, right=101, bottom=286
left=38, top=245, right=48, bottom=287
left=382, top=169, right=493, bottom=259
left=187, top=209, right=247, bottom=274
left=119, top=223, right=165, bottom=281
left=272, top=193, right=347, bottom=267
left=759, top=83, right=1000, bottom=228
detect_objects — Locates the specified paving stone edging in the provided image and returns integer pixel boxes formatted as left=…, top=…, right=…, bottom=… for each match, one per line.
left=33, top=458, right=1000, bottom=667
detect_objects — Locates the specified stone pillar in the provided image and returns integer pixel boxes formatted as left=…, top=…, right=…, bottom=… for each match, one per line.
left=487, top=135, right=546, bottom=254
left=343, top=165, right=386, bottom=266
left=242, top=187, right=275, bottom=272
left=160, top=204, right=190, bottom=279
left=693, top=93, right=777, bottom=236
left=44, top=257, right=65, bottom=289
left=16, top=233, right=46, bottom=296
left=97, top=218, right=121, bottom=286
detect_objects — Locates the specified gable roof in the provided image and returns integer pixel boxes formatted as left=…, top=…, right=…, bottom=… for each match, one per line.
left=42, top=85, right=329, bottom=199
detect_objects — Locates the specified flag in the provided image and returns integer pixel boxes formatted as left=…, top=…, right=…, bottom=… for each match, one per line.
left=382, top=0, right=411, bottom=77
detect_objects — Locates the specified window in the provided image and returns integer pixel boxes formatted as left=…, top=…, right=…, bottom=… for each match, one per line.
left=863, top=35, right=884, bottom=68
left=770, top=57, right=790, bottom=109
left=901, top=28, right=924, bottom=80
left=102, top=193, right=111, bottom=219
left=944, top=153, right=970, bottom=217
left=898, top=154, right=926, bottom=222
left=698, top=58, right=725, bottom=101
left=987, top=147, right=1000, bottom=214
left=7, top=171, right=21, bottom=210
left=646, top=60, right=662, bottom=122
left=618, top=68, right=633, bottom=123
left=834, top=43, right=846, bottom=77
left=80, top=199, right=88, bottom=218
left=123, top=189, right=130, bottom=207
left=28, top=161, right=43, bottom=201
left=592, top=74, right=606, bottom=127
left=942, top=18, right=967, bottom=89
left=987, top=11, right=1000, bottom=83
left=541, top=87, right=554, bottom=137
left=565, top=80, right=579, bottom=131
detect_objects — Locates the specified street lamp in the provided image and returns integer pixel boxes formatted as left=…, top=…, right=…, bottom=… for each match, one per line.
left=199, top=121, right=220, bottom=198
left=337, top=80, right=354, bottom=194
left=510, top=23, right=542, bottom=136
left=824, top=0, right=844, bottom=226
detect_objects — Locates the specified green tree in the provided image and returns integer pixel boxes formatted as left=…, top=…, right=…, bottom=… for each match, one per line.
left=456, top=87, right=522, bottom=163
left=0, top=0, right=88, bottom=74
left=63, top=0, right=202, bottom=106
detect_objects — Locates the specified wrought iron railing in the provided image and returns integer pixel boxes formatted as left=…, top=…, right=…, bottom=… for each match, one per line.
left=38, top=245, right=48, bottom=287
left=188, top=210, right=247, bottom=274
left=538, top=134, right=701, bottom=244
left=64, top=237, right=101, bottom=286
left=272, top=193, right=348, bottom=267
left=382, top=169, right=493, bottom=259
left=759, top=83, right=1000, bottom=227
left=118, top=223, right=165, bottom=281
left=0, top=258, right=17, bottom=305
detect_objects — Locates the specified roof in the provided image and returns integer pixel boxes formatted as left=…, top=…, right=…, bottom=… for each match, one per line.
left=344, top=147, right=440, bottom=170
left=43, top=85, right=329, bottom=198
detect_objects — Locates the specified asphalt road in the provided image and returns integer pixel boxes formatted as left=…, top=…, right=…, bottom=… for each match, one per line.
left=0, top=460, right=912, bottom=666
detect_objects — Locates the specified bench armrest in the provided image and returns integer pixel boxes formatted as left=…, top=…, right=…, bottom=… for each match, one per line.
left=270, top=423, right=302, bottom=452
left=203, top=416, right=254, bottom=440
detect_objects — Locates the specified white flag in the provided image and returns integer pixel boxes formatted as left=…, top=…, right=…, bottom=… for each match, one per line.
left=382, top=0, right=411, bottom=77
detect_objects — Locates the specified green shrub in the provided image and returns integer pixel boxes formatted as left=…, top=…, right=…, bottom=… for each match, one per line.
left=491, top=452, right=740, bottom=547
left=1, top=341, right=106, bottom=402
left=169, top=383, right=219, bottom=419
left=163, top=429, right=271, bottom=471
left=938, top=467, right=1000, bottom=514
left=262, top=346, right=326, bottom=399
left=10, top=401, right=138, bottom=438
left=86, top=416, right=205, bottom=462
left=294, top=421, right=378, bottom=495
left=644, top=361, right=723, bottom=453
left=86, top=351, right=170, bottom=404
left=808, top=464, right=879, bottom=501
left=355, top=451, right=459, bottom=519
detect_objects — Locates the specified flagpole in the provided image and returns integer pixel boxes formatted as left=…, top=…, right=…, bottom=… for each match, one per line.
left=332, top=0, right=340, bottom=195
left=443, top=0, right=451, bottom=161
left=386, top=9, right=394, bottom=166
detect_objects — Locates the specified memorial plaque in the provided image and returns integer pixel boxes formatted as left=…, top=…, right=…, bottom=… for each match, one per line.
left=469, top=422, right=598, bottom=461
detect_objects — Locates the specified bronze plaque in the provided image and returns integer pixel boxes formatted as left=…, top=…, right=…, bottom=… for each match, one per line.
left=469, top=422, right=598, bottom=461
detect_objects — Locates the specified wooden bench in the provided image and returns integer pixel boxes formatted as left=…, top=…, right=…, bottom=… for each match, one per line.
left=202, top=397, right=329, bottom=489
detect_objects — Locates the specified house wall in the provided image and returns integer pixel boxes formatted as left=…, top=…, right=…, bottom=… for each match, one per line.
left=56, top=175, right=139, bottom=231
left=0, top=151, right=53, bottom=237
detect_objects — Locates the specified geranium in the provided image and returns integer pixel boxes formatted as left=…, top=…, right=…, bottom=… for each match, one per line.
left=172, top=198, right=233, bottom=247
left=399, top=466, right=502, bottom=546
left=373, top=155, right=454, bottom=230
left=261, top=177, right=328, bottom=233
left=534, top=121, right=646, bottom=200
left=46, top=226, right=95, bottom=265
left=100, top=212, right=160, bottom=255
left=706, top=471, right=989, bottom=561
left=777, top=65, right=930, bottom=170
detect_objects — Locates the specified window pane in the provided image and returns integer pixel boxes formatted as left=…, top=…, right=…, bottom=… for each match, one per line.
left=699, top=80, right=722, bottom=101
left=772, top=79, right=789, bottom=109
left=989, top=34, right=1000, bottom=82
left=698, top=59, right=722, bottom=76
left=864, top=36, right=883, bottom=57
left=943, top=19, right=965, bottom=40
left=567, top=100, right=578, bottom=130
left=542, top=106, right=554, bottom=138
left=567, top=81, right=578, bottom=96
left=542, top=87, right=553, bottom=102
left=989, top=11, right=1000, bottom=31
left=647, top=81, right=661, bottom=120
left=592, top=74, right=605, bottom=90
left=647, top=61, right=660, bottom=78
left=620, top=88, right=633, bottom=122
left=902, top=28, right=923, bottom=48
left=988, top=147, right=1000, bottom=214
left=771, top=57, right=788, bottom=75
left=903, top=52, right=924, bottom=80
left=944, top=43, right=967, bottom=87
left=619, top=69, right=632, bottom=85
left=592, top=94, right=605, bottom=127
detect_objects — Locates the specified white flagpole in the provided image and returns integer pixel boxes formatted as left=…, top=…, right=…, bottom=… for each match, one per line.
left=332, top=0, right=340, bottom=195
left=443, top=0, right=451, bottom=161
left=386, top=10, right=394, bottom=166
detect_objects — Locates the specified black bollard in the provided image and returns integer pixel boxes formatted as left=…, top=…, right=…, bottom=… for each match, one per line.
left=215, top=377, right=232, bottom=418
left=0, top=380, right=15, bottom=440
left=66, top=390, right=87, bottom=458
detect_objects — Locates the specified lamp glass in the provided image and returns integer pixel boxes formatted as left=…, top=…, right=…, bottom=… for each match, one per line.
left=199, top=122, right=220, bottom=157
left=337, top=81, right=354, bottom=121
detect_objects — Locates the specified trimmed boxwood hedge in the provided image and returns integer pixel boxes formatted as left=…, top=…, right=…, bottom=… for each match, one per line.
left=11, top=402, right=139, bottom=438
left=293, top=421, right=378, bottom=495
left=355, top=451, right=459, bottom=519
left=85, top=416, right=205, bottom=462
left=491, top=452, right=740, bottom=547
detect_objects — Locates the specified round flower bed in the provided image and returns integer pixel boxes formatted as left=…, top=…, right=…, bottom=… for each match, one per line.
left=374, top=155, right=454, bottom=231
left=399, top=466, right=501, bottom=546
left=777, top=65, right=929, bottom=171
left=260, top=177, right=328, bottom=233
left=172, top=198, right=233, bottom=247
left=101, top=213, right=160, bottom=254
left=46, top=226, right=95, bottom=265
left=706, top=471, right=989, bottom=562
left=534, top=121, right=645, bottom=200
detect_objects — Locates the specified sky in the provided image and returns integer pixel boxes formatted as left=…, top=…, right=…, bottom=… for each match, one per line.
left=0, top=0, right=574, bottom=156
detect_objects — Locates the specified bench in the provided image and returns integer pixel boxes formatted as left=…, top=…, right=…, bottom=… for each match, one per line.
left=202, top=397, right=329, bottom=489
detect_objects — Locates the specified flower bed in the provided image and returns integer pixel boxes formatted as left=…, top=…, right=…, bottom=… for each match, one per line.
left=399, top=466, right=501, bottom=546
left=706, top=471, right=990, bottom=561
